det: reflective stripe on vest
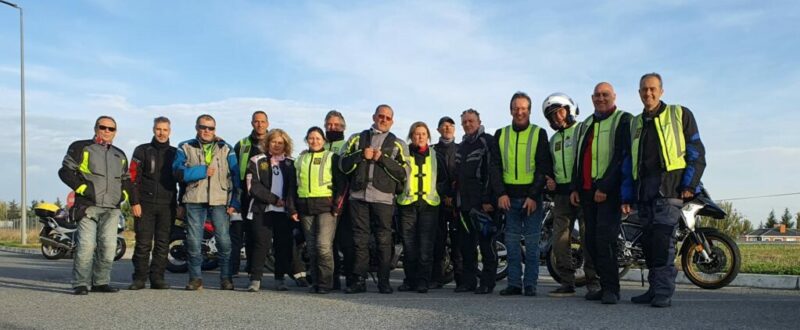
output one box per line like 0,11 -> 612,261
498,125 -> 540,184
397,148 -> 440,206
238,137 -> 251,180
324,140 -> 346,155
630,104 -> 686,180
296,150 -> 334,198
578,110 -> 625,180
549,123 -> 581,184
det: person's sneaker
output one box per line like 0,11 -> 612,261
91,284 -> 119,293
548,285 -> 575,297
631,291 -> 655,304
185,278 -> 203,291
274,279 -> 289,291
397,283 -> 415,292
73,286 -> 89,295
601,291 -> 619,304
524,286 -> 536,297
150,280 -> 170,290
294,276 -> 310,287
650,295 -> 672,308
247,280 -> 261,292
220,279 -> 234,290
128,280 -> 146,290
499,286 -> 522,296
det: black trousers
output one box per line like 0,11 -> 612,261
250,211 -> 294,281
459,209 -> 497,289
132,203 -> 174,282
230,220 -> 253,275
580,190 -> 622,295
432,205 -> 462,286
349,199 -> 394,286
333,202 -> 355,285
399,202 -> 439,287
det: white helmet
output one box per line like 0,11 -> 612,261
542,92 -> 579,129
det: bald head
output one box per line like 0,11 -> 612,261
591,82 -> 617,115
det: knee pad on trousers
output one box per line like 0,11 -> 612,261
649,225 -> 675,268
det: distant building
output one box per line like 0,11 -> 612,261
743,224 -> 800,242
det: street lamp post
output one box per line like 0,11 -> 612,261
1,0 -> 27,245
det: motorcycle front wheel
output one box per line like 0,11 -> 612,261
681,231 -> 741,289
545,239 -> 630,287
478,240 -> 508,281
40,232 -> 67,260
114,237 -> 126,261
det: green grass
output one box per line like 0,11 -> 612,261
739,243 -> 800,275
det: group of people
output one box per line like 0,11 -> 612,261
58,72 -> 705,308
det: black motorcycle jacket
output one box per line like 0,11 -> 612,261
130,138 -> 179,206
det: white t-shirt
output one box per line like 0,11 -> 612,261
264,164 -> 285,213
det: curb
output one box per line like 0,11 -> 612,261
0,245 -> 40,255
619,268 -> 800,290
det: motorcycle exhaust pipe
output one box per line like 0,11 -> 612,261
39,236 -> 71,250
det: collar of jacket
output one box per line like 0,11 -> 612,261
462,125 -> 486,143
643,101 -> 667,120
593,106 -> 618,121
93,136 -> 112,148
150,137 -> 171,149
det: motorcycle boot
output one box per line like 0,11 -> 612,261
585,289 -> 603,301
185,278 -> 203,291
601,290 -> 619,304
73,286 -> 89,295
345,279 -> 366,294
220,278 -> 234,290
631,289 -> 655,304
499,286 -> 522,296
150,280 -> 170,290
650,295 -> 671,308
91,285 -> 120,293
128,280 -> 146,290
548,284 -> 575,297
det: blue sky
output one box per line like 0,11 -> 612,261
0,0 -> 798,224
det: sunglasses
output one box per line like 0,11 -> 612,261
196,124 -> 216,131
96,125 -> 117,132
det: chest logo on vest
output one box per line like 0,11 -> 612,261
634,127 -> 642,139
554,141 -> 563,152
564,137 -> 573,148
313,158 -> 322,165
259,162 -> 269,171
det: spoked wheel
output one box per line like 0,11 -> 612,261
681,231 -> 741,289
478,240 -> 508,281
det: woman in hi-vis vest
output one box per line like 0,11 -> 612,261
295,127 -> 346,294
245,129 -> 297,292
396,122 -> 448,293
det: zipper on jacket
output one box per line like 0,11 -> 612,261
514,131 -> 519,180
308,153 -> 314,195
560,132 -> 567,183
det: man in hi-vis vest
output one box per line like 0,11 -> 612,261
570,82 -> 632,304
622,73 -> 706,308
490,92 -> 552,297
541,93 -> 599,298
231,110 -> 269,277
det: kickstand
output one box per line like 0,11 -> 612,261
640,269 -> 645,287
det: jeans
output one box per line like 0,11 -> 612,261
185,204 -> 231,280
131,203 -> 174,282
399,202 -> 439,287
300,212 -> 339,289
504,197 -> 544,289
73,206 -> 121,288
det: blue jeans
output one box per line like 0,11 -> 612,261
504,198 -> 544,289
185,204 -> 232,280
73,206 -> 121,288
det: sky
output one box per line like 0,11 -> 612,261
0,0 -> 798,225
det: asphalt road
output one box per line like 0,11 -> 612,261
0,250 -> 798,330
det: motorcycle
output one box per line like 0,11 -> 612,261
548,189 -> 741,289
36,203 -> 126,261
166,217 -> 220,273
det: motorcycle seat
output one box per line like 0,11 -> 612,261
54,214 -> 77,230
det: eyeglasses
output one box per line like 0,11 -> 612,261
376,114 -> 393,121
196,124 -> 216,131
97,125 -> 117,132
